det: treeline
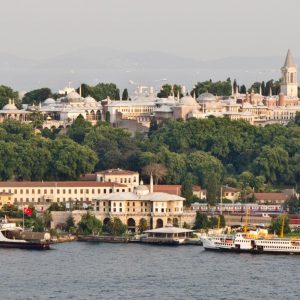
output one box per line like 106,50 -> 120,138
1,114 -> 300,205
66,115 -> 300,203
0,120 -> 97,180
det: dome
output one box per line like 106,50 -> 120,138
43,98 -> 56,105
66,91 -> 82,103
243,102 -> 253,108
135,181 -> 149,196
179,96 -> 198,106
197,92 -> 216,102
84,96 -> 97,104
2,100 -> 17,110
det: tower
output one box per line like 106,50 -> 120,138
280,49 -> 298,98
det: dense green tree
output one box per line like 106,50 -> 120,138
191,79 -> 231,97
186,151 -> 223,205
77,213 -> 102,235
295,112 -> 300,126
22,88 -> 52,105
284,195 -> 300,214
193,213 -> 210,230
157,84 -> 182,98
79,83 -> 120,101
148,117 -> 158,136
50,137 -> 97,180
138,218 -> 148,233
67,115 -> 93,144
181,173 -> 194,206
0,85 -> 19,109
103,218 -> 127,235
240,85 -> 247,94
269,215 -> 291,235
29,110 -> 44,129
122,88 -> 129,100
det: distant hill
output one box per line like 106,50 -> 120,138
0,47 -> 295,92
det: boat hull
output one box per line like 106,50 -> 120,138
0,241 -> 50,250
203,246 -> 300,255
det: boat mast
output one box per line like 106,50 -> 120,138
280,214 -> 285,238
244,208 -> 248,233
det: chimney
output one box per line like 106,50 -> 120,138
150,173 -> 154,193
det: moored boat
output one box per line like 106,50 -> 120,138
0,220 -> 51,250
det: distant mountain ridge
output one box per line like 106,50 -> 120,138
0,48 -> 296,91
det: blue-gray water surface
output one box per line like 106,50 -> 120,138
1,242 -> 299,300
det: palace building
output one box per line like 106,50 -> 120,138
93,179 -> 196,231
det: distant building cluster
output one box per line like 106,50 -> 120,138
0,50 -> 299,130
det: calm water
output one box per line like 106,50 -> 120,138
1,242 -> 299,300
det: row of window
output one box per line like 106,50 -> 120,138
0,188 -> 126,195
15,198 -> 91,203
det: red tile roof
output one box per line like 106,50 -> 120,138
97,169 -> 138,176
254,192 -> 289,202
0,181 -> 127,188
145,185 -> 204,195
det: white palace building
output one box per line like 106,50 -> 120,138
0,50 -> 298,129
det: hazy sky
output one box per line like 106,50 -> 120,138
1,0 -> 299,60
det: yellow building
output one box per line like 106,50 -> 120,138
0,192 -> 13,209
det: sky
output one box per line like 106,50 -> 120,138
1,0 -> 299,60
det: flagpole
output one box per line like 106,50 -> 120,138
23,204 -> 25,230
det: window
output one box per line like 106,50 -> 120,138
98,189 -> 101,194
57,190 -> 60,194
80,189 -> 83,194
32,189 -> 35,194
104,189 -> 107,194
74,189 -> 77,194
63,189 -> 66,194
14,189 -> 17,194
20,189 -> 23,194
119,203 -> 122,207
69,189 -> 71,194
92,189 -> 95,194
44,189 -> 47,194
50,189 -> 54,194
133,202 -> 135,206
119,208 -> 122,212
86,189 -> 89,194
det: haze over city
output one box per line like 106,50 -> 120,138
1,0 -> 300,90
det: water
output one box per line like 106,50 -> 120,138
1,242 -> 299,300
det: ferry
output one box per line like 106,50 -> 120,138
0,219 -> 51,250
201,215 -> 300,254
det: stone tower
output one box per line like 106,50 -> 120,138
280,49 -> 298,98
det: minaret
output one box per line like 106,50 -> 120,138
259,84 -> 262,96
280,49 -> 298,98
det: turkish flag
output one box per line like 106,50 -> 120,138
24,208 -> 33,216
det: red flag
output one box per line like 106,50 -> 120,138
24,208 -> 33,216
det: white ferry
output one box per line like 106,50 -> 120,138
202,230 -> 300,254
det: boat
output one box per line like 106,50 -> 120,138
0,219 -> 51,250
201,215 -> 300,254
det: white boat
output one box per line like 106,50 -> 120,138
0,219 -> 51,250
202,230 -> 300,254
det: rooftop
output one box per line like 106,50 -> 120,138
145,226 -> 194,234
0,181 -> 127,188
